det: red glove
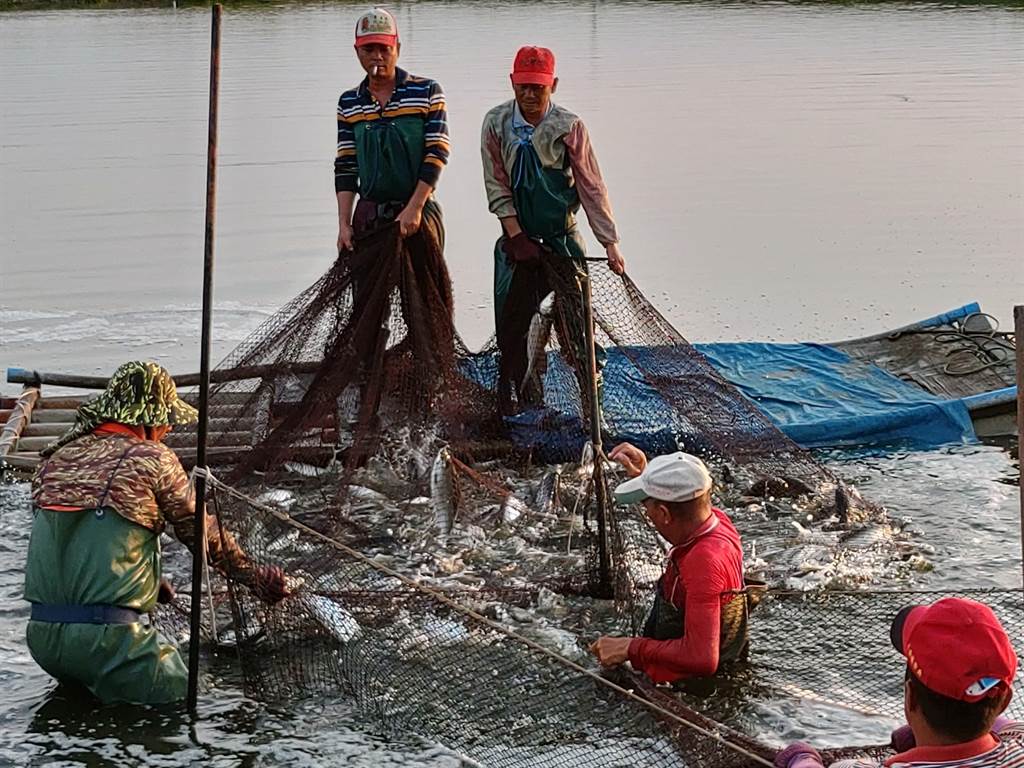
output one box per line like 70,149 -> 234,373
775,742 -> 823,768
157,578 -> 176,605
252,565 -> 290,604
503,232 -> 544,264
890,725 -> 915,753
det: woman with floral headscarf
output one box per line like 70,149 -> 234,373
24,361 -> 289,704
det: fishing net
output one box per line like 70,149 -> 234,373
180,473 -> 1023,768
159,233 -> 977,766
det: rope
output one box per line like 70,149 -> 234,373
197,467 -> 776,768
886,312 -> 1016,377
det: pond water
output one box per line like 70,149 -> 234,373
0,2 -> 1021,765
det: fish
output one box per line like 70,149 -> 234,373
534,467 -> 563,517
421,615 -> 471,646
264,527 -> 301,554
522,292 -> 555,393
500,494 -> 530,524
430,446 -> 459,535
747,475 -> 814,499
256,488 -> 296,509
839,523 -> 889,550
292,592 -> 361,643
346,485 -> 389,503
398,612 -> 472,651
284,461 -> 324,478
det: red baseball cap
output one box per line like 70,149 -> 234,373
354,8 -> 398,48
891,597 -> 1017,702
511,46 -> 556,86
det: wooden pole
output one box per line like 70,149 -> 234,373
187,3 -> 221,714
0,386 -> 40,459
7,361 -> 326,391
580,273 -> 612,596
1015,305 -> 1023,590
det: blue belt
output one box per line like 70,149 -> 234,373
30,603 -> 143,625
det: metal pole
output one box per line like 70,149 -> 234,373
580,273 -> 612,596
1015,305 -> 1023,590
187,3 -> 221,713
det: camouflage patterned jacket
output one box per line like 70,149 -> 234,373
32,431 -> 255,584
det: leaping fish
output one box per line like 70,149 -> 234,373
534,467 -> 563,517
430,446 -> 459,535
522,292 -> 556,393
500,493 -> 530,524
292,592 -> 361,643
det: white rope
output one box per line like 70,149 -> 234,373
201,469 -> 775,768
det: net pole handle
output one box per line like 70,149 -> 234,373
1014,305 -> 1023,591
580,273 -> 612,595
187,3 -> 221,715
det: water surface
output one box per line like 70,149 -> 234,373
0,2 -> 1021,765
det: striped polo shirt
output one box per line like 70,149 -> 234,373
335,67 -> 449,198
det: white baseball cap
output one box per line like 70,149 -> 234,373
613,452 -> 712,506
354,8 -> 398,47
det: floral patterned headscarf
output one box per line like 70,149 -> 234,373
41,361 -> 198,456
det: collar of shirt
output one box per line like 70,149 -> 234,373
666,511 -> 722,561
357,66 -> 409,103
885,733 -> 1000,767
512,100 -> 554,138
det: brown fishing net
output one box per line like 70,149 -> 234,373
160,236 -> 1000,767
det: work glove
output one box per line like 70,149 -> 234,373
890,725 -> 915,752
503,232 -> 544,264
252,565 -> 291,604
774,742 -> 824,768
157,578 -> 176,605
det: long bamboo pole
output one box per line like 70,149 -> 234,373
6,361 -> 325,391
1015,305 -> 1023,590
187,3 -> 222,714
580,273 -> 612,596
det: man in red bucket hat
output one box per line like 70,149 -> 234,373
481,45 -> 626,416
776,597 -> 1023,768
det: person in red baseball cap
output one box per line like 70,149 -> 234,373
776,597 -> 1023,768
481,45 -> 627,415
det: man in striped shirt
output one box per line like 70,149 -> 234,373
776,597 -> 1023,768
335,8 -> 449,252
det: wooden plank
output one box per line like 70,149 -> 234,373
29,409 -> 78,423
0,452 -> 41,472
0,387 -> 40,458
23,423 -> 68,438
13,435 -> 58,452
36,397 -> 89,410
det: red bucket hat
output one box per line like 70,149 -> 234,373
511,46 -> 555,86
891,597 -> 1017,702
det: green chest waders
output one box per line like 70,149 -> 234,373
493,133 -> 604,416
24,445 -> 188,704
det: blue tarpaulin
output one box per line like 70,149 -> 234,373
461,339 -> 978,457
696,342 -> 976,448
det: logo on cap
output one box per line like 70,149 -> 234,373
354,8 -> 398,45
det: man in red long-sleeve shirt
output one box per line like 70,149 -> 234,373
590,444 -> 748,683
